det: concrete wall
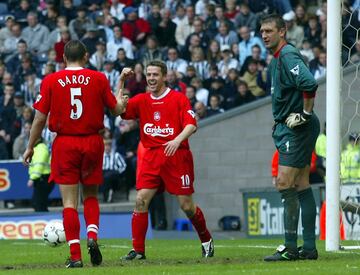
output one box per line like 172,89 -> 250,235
166,65 -> 358,231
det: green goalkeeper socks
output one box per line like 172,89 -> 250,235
280,188 -> 300,250
298,187 -> 316,250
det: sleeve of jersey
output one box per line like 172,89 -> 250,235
33,75 -> 51,115
181,96 -> 197,128
102,75 -> 117,110
282,52 -> 318,94
121,95 -> 140,120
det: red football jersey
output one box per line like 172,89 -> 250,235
122,88 -> 197,149
34,67 -> 117,135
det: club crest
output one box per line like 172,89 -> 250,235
154,111 -> 161,121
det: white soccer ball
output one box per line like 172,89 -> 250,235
42,221 -> 66,247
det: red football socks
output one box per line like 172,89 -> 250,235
190,206 -> 212,243
63,207 -> 81,261
132,212 -> 148,253
84,197 -> 99,240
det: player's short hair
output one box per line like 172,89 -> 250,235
260,13 -> 286,31
147,60 -> 167,76
64,40 -> 87,62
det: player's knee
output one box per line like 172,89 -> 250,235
179,201 -> 195,217
276,173 -> 294,190
135,196 -> 147,212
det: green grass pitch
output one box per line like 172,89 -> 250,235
0,239 -> 359,274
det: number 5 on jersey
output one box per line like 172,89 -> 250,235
70,87 -> 83,120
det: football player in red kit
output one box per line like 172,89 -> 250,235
119,61 -> 214,260
23,40 -> 128,268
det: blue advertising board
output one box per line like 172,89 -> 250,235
0,160 -> 61,200
0,212 -> 152,240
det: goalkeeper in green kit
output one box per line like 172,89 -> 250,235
260,14 -> 320,261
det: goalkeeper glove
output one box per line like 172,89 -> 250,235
285,111 -> 312,129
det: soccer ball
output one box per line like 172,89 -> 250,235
42,221 -> 66,247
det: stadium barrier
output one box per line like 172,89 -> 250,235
0,160 -> 61,200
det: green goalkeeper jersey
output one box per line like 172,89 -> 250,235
269,44 -> 318,123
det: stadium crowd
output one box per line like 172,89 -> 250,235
0,0 -> 359,205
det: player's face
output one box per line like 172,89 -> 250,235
260,21 -> 285,52
146,66 -> 166,94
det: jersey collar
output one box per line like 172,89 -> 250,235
65,67 -> 84,70
150,87 -> 171,100
273,42 -> 287,58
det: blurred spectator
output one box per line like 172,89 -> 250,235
166,69 -> 186,94
207,94 -> 224,117
2,23 -> 22,58
0,15 -> 15,55
13,0 -> 33,28
54,27 -> 71,63
138,0 -> 152,20
147,4 -> 161,33
47,16 -> 68,50
182,65 -> 197,86
175,5 -> 195,48
309,45 -> 325,74
224,0 -> 239,22
206,5 -> 235,39
155,8 -> 177,48
12,119 -> 31,160
41,62 -> 56,78
283,11 -> 304,49
114,48 -> 135,73
215,20 -> 239,47
42,5 -> 59,32
208,78 -> 226,107
102,138 -> 127,202
194,101 -> 207,120
217,44 -> 240,79
191,76 -> 209,106
121,6 -> 151,48
189,47 -> 210,80
165,47 -> 188,77
140,35 -> 163,68
22,12 -> 50,55
20,72 -> 41,107
13,91 -> 26,121
0,120 -> 10,159
94,4 -> 119,43
195,0 -> 216,20
185,18 -> 210,50
203,64 -> 224,90
231,42 -> 239,61
240,44 -> 266,76
340,132 -> 360,183
206,39 -> 221,65
185,85 -> 199,108
223,68 -> 239,108
294,4 -> 308,27
234,3 -> 257,32
304,15 -> 321,47
68,5 -> 94,40
102,60 -> 119,92
350,39 -> 360,64
27,136 -> 53,212
313,50 -> 326,80
125,62 -> 147,96
89,40 -> 109,71
171,4 -> 186,26
110,0 -> 125,22
232,80 -> 256,108
241,59 -> 266,98
238,26 -> 266,67
81,24 -> 105,56
181,33 -> 202,61
83,0 -> 103,13
300,40 -> 315,64
107,25 -> 134,61
59,0 -> 77,23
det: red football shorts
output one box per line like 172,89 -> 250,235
137,147 -> 195,195
49,134 -> 104,185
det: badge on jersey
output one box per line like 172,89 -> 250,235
154,111 -> 161,121
290,65 -> 299,76
35,94 -> 42,103
187,110 -> 196,118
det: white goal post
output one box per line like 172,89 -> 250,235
325,0 -> 341,251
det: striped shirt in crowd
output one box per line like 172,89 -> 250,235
103,151 -> 127,174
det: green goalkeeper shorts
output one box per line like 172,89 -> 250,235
273,113 -> 320,168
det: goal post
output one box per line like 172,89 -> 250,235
325,0 -> 341,251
